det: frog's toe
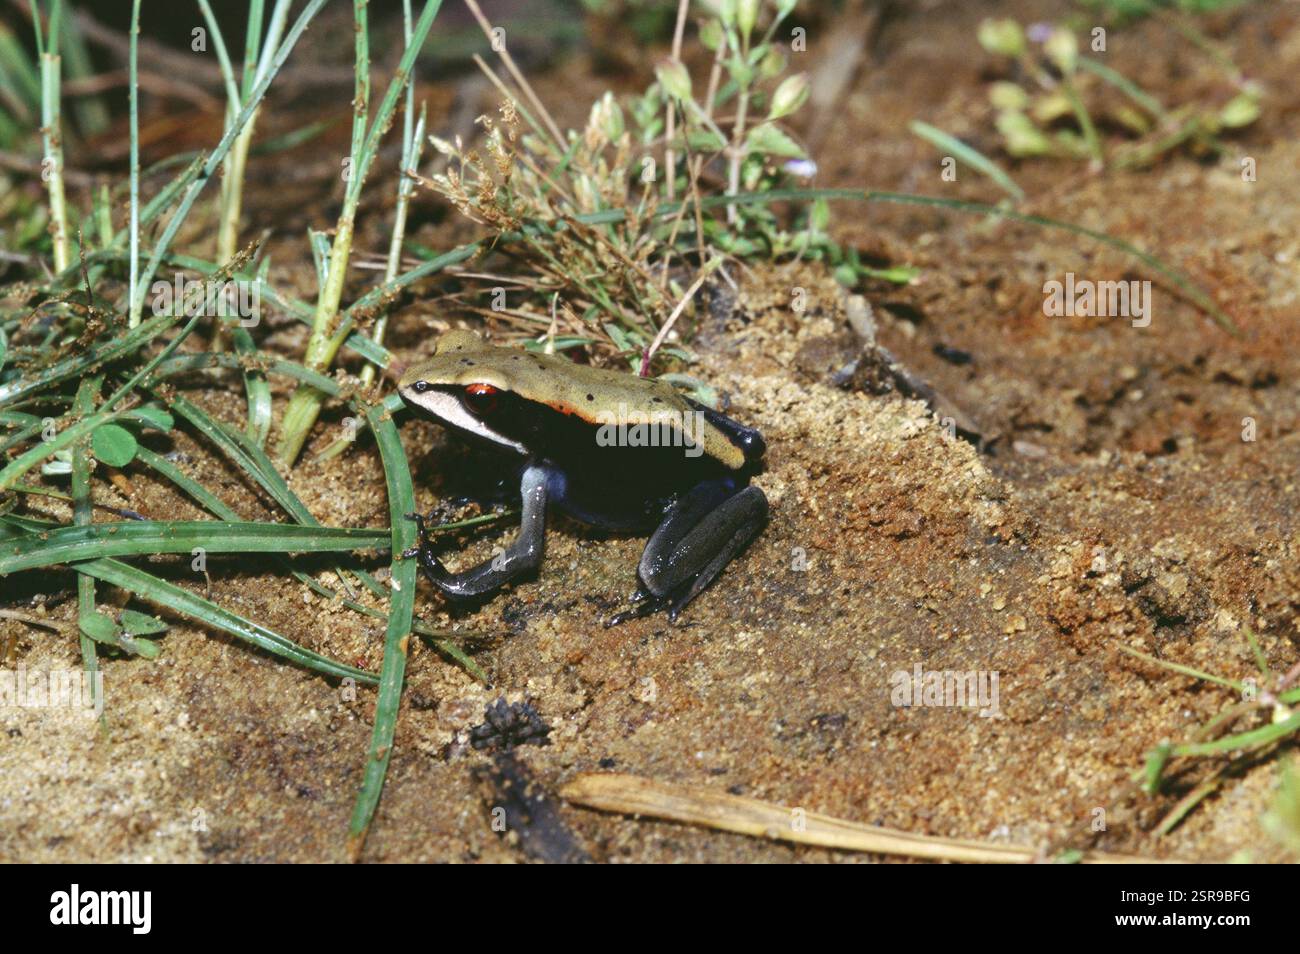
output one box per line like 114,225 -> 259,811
605,587 -> 673,627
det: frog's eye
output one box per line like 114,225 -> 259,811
411,380 -> 431,393
462,383 -> 499,415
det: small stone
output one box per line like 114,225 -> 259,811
1013,440 -> 1048,458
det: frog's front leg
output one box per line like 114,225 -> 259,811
406,464 -> 551,600
609,478 -> 768,626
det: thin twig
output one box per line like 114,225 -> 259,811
640,261 -> 716,376
0,609 -> 66,634
562,773 -> 1178,864
663,0 -> 689,203
462,0 -> 566,153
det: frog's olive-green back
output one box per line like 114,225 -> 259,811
399,330 -> 748,470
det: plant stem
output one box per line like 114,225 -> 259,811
366,108 -> 423,368
205,0 -> 290,350
276,0 -> 444,465
725,24 -> 750,226
72,376 -> 104,718
663,0 -> 689,203
36,0 -> 70,272
463,0 -> 565,154
276,213 -> 356,462
127,0 -> 140,325
1061,78 -> 1103,168
360,0 -> 422,389
286,0 -> 370,404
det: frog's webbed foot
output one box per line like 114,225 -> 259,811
402,510 -> 454,581
404,465 -> 551,601
606,479 -> 768,627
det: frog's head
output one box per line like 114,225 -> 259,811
398,330 -> 528,454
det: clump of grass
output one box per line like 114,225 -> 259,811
1,0 -> 492,859
1041,628 -> 1298,858
200,0 -> 292,354
1118,631 -> 1300,839
415,0 -> 903,375
275,0 -> 444,465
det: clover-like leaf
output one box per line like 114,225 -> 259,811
91,423 -> 139,467
79,610 -> 119,644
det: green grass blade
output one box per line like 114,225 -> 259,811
128,0 -> 141,323
908,120 -> 1025,201
347,399 -> 420,859
859,191 -> 1229,327
196,0 -> 242,110
229,326 -> 274,447
71,376 -> 104,715
1174,710 -> 1300,758
0,521 -> 390,574
165,395 -> 323,527
0,406 -> 127,492
1078,56 -> 1166,119
162,393 -> 388,601
1118,644 -> 1242,692
77,557 -> 377,684
1,415 -> 45,455
150,351 -> 341,395
1243,627 -> 1271,680
133,443 -> 487,681
0,312 -> 174,408
130,0 -> 330,319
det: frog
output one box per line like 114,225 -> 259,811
397,329 -> 768,625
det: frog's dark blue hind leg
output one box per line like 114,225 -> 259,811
608,479 -> 768,626
404,464 -> 552,599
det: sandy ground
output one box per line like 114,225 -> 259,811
3,0 -> 1300,862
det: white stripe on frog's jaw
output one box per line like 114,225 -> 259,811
400,383 -> 527,455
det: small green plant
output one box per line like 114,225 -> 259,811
200,0 -> 292,356
417,0 -> 912,378
1120,631 -> 1300,835
975,18 -> 1260,171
